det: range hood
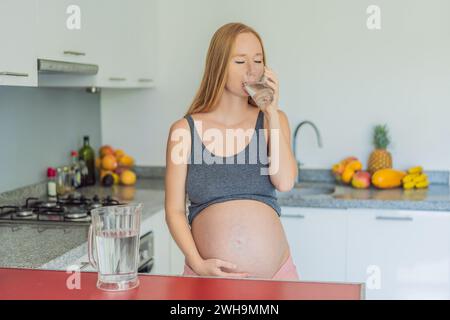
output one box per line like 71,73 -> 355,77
38,59 -> 99,75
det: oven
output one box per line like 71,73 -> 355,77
138,231 -> 154,273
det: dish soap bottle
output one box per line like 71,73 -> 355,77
78,136 -> 96,186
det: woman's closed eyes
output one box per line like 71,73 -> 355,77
235,60 -> 263,64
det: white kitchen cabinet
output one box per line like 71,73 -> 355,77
92,0 -> 157,88
38,0 -> 157,88
144,209 -> 171,276
141,208 -> 186,276
2,0 -> 156,88
0,0 -> 38,87
280,207 -> 348,283
128,0 -> 157,88
36,0 -> 97,64
36,0 -> 102,87
346,209 -> 450,299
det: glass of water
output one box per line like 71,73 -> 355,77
88,203 -> 143,291
243,74 -> 274,109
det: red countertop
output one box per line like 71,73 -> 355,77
0,268 -> 364,300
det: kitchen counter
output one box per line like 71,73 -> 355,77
0,223 -> 88,269
278,181 -> 450,211
2,174 -> 450,270
0,179 -> 165,269
0,268 -> 364,300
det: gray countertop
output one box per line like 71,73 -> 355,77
2,175 -> 450,270
277,181 -> 450,211
0,179 -> 165,269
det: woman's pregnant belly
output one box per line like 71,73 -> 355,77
191,199 -> 290,278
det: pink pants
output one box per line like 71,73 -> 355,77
182,254 -> 300,281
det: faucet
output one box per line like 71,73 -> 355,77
292,121 -> 323,168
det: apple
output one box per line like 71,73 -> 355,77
332,163 -> 345,176
351,171 -> 371,189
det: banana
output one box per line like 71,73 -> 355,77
416,180 -> 429,189
408,166 -> 423,175
402,174 -> 418,184
402,169 -> 429,190
413,174 -> 427,183
403,182 -> 416,190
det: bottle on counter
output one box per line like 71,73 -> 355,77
47,167 -> 57,201
56,167 -> 66,196
63,166 -> 74,194
70,150 -> 82,189
79,159 -> 89,187
78,135 -> 96,186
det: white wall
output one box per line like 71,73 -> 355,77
0,87 -> 101,193
101,0 -> 450,171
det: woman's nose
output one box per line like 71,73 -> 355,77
247,62 -> 263,78
246,67 -> 258,81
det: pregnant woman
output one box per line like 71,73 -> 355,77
165,23 -> 299,280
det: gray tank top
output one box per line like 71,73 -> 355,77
184,110 -> 281,226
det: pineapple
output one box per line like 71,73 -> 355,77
368,124 -> 393,175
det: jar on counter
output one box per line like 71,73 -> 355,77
47,167 -> 57,200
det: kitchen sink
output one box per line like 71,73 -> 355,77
294,184 -> 335,195
277,183 -> 336,199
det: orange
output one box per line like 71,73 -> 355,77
118,155 -> 134,168
101,154 -> 118,171
120,170 -> 137,186
114,149 -> 126,160
99,145 -> 114,158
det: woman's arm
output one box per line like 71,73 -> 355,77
265,109 -> 298,192
165,119 -> 204,269
262,66 -> 298,192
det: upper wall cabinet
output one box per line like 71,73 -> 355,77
37,0 -> 97,64
0,0 -> 38,87
36,0 -> 156,88
36,0 -> 100,87
129,0 -> 157,88
92,0 -> 157,88
0,0 -> 156,88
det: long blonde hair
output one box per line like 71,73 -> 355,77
185,23 -> 267,116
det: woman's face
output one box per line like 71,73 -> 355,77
226,32 -> 265,98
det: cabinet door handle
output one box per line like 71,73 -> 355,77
63,50 -> 86,56
375,216 -> 413,222
0,71 -> 29,77
280,214 -> 305,219
138,78 -> 153,83
109,77 -> 127,81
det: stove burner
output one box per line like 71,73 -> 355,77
65,208 -> 88,220
103,195 -> 121,206
40,201 -> 58,208
90,202 -> 103,209
0,193 -> 122,224
16,209 -> 34,217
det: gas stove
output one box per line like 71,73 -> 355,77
0,193 -> 124,225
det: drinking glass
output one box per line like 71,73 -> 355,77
243,75 -> 274,109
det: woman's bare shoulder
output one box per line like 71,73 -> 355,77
169,116 -> 190,133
